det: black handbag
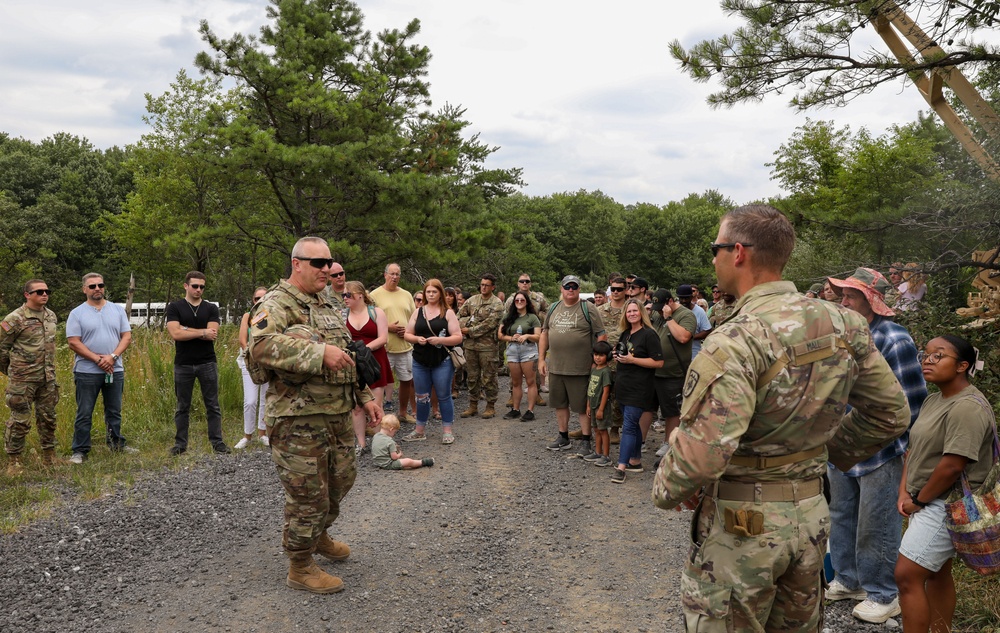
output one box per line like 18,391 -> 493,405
347,340 -> 381,390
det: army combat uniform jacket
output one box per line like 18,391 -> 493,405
250,280 -> 372,418
0,305 -> 58,382
458,294 -> 504,352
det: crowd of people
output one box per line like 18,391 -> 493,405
0,221 -> 994,632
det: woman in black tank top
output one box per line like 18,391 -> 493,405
402,279 -> 464,444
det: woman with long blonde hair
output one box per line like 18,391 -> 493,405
898,263 -> 926,311
343,280 -> 393,454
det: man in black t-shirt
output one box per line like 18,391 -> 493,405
166,271 -> 228,455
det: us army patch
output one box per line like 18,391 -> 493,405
0,321 -> 10,333
251,310 -> 268,329
683,369 -> 700,397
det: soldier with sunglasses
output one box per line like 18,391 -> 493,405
1,279 -> 59,474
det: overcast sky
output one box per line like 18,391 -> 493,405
3,0 -> 930,206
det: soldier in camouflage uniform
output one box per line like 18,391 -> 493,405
458,273 -> 505,418
1,279 -> 59,475
707,290 -> 735,329
250,237 -> 381,595
652,205 -> 910,632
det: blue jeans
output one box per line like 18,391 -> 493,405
828,456 -> 904,603
413,357 -> 455,427
71,371 -> 126,454
173,362 -> 223,450
618,405 -> 643,467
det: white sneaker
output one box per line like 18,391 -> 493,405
826,579 -> 866,602
234,437 -> 250,450
258,435 -> 270,447
69,453 -> 85,464
655,443 -> 670,457
852,598 -> 900,623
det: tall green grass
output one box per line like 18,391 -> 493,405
0,325 -> 261,532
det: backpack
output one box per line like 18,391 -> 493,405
546,300 -> 591,325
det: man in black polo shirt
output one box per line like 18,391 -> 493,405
166,271 -> 228,455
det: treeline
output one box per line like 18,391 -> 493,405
2,0 -> 1000,322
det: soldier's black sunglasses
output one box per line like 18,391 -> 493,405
710,242 -> 753,257
29,289 -> 51,295
294,257 -> 336,269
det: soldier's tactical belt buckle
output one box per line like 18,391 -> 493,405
728,445 -> 825,469
710,477 -> 823,504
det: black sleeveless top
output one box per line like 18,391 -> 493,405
412,308 -> 450,367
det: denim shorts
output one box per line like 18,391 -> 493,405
899,498 -> 954,572
506,342 -> 538,364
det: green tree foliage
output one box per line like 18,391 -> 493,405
670,0 -> 1000,110
193,0 -> 521,281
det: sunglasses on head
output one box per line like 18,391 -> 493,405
189,284 -> 205,290
29,288 -> 51,296
295,257 -> 336,269
87,283 -> 105,290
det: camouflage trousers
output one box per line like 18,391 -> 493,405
5,380 -> 59,455
270,412 -> 356,554
466,348 -> 499,404
682,491 -> 828,632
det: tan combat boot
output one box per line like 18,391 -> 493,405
568,429 -> 583,439
286,551 -> 344,594
535,394 -> 547,407
482,402 -> 496,419
315,533 -> 351,561
460,402 -> 478,418
610,427 -> 621,445
42,449 -> 65,467
5,455 -> 24,476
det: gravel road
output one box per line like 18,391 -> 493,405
0,378 -> 897,632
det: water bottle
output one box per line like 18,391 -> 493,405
436,328 -> 446,348
516,325 -> 523,342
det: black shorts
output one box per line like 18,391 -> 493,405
653,376 -> 684,418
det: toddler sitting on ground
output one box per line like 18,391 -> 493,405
371,415 -> 435,470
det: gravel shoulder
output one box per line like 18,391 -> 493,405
0,377 -> 893,632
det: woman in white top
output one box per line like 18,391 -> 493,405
235,287 -> 269,449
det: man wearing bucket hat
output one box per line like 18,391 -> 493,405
826,267 -> 927,624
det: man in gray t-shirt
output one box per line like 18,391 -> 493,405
65,273 -> 133,463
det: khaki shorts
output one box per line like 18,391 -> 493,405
549,374 -> 589,414
387,351 -> 413,382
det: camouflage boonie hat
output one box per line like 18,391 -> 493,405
828,267 -> 895,317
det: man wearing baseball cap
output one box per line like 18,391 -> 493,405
826,267 -> 927,624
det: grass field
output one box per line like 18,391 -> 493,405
0,326 -> 997,629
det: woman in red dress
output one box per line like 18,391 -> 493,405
344,280 -> 393,454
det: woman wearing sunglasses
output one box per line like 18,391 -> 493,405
343,281 -> 393,454
235,287 -> 269,449
895,335 -> 995,632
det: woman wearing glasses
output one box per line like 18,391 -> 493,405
895,335 -> 995,633
235,287 -> 269,449
343,281 -> 393,454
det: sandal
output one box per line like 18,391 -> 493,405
433,411 -> 442,420
401,431 -> 426,442
441,432 -> 455,445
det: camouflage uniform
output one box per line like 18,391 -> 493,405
0,305 -> 59,455
708,299 -> 735,329
250,280 -> 373,555
651,281 -> 909,632
458,294 -> 505,404
597,301 -> 626,428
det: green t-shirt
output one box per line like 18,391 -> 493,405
587,365 -> 613,412
905,385 -> 996,497
371,432 -> 398,469
504,313 -> 541,337
543,301 -> 605,376
652,305 -> 697,378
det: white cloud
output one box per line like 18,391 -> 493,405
0,0 -> 938,205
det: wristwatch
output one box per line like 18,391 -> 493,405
111,354 -> 120,362
910,489 -> 928,508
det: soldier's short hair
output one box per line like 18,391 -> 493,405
721,205 -> 795,272
291,237 -> 328,259
82,272 -> 103,285
185,271 -> 206,284
481,273 -> 497,285
23,279 -> 45,294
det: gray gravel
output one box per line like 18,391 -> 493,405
1,379 -> 899,632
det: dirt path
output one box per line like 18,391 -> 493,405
0,377 -> 878,632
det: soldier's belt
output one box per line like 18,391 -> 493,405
709,477 -> 823,503
727,445 -> 824,469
